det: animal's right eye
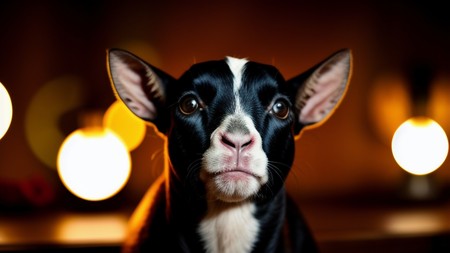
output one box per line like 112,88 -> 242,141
179,96 -> 199,115
270,99 -> 290,120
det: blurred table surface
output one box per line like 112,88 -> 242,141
1,198 -> 450,253
301,197 -> 450,253
0,206 -> 129,252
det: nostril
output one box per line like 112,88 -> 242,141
221,136 -> 236,148
220,133 -> 253,150
242,139 -> 252,148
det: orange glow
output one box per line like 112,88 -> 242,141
0,230 -> 9,244
104,100 -> 147,151
370,73 -> 411,145
57,128 -> 131,201
429,76 -> 450,129
123,175 -> 165,247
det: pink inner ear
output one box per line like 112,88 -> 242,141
298,60 -> 348,125
111,58 -> 158,120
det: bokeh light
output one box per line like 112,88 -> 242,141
25,76 -> 85,169
55,213 -> 128,243
57,128 -> 131,201
392,117 -> 448,175
0,82 -> 13,140
370,73 -> 411,145
118,40 -> 161,67
103,100 -> 146,151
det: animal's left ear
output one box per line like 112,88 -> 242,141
288,49 -> 352,134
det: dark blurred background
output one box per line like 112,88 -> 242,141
0,0 -> 450,252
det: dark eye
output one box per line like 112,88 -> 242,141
271,100 -> 290,119
179,96 -> 199,115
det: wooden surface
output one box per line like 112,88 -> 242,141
302,198 -> 450,253
0,208 -> 128,252
1,198 -> 450,252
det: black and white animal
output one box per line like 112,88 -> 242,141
106,48 -> 352,253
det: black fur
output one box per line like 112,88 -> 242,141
107,49 -> 351,253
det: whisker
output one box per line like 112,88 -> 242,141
185,157 -> 203,181
264,161 -> 290,198
267,162 -> 284,183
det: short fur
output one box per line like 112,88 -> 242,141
106,48 -> 352,253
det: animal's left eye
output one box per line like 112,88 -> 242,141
271,100 -> 290,119
179,96 -> 200,115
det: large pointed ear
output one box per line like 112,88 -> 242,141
107,48 -> 176,133
289,49 -> 352,134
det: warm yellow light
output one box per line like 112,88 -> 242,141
57,128 -> 131,201
392,117 -> 449,175
104,100 -> 146,151
55,213 -> 128,243
0,82 -> 13,140
384,211 -> 444,234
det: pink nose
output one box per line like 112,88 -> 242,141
220,132 -> 253,151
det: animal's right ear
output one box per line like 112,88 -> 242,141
107,48 -> 175,133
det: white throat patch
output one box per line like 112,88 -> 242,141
198,202 -> 259,253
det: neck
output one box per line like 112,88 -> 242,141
199,199 -> 259,253
166,161 -> 287,253
198,189 -> 287,253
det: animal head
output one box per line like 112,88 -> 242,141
107,49 -> 351,203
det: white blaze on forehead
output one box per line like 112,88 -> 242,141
226,57 -> 248,92
226,56 -> 248,113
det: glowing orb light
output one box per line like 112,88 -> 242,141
0,82 -> 13,140
57,128 -> 131,201
392,117 -> 448,176
103,100 -> 146,151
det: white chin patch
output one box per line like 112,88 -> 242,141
208,173 -> 261,202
